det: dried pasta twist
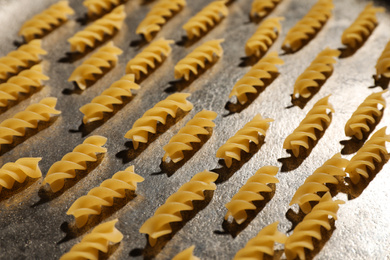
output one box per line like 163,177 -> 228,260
345,127 -> 390,184
136,0 -> 186,42
67,166 -> 144,227
229,52 -> 284,105
234,222 -> 287,260
290,153 -> 348,214
0,40 -> 47,81
216,114 -> 273,168
250,0 -> 283,19
174,39 -> 224,81
43,135 -> 107,193
163,110 -> 217,163
139,170 -> 218,246
0,157 -> 42,193
68,5 -> 126,53
68,41 -> 123,90
341,3 -> 384,49
283,95 -> 334,157
124,93 -> 193,149
18,1 -> 74,42
282,0 -> 334,52
0,97 -> 61,150
293,48 -> 340,99
284,192 -> 344,260
225,166 -> 279,224
83,0 -> 123,17
173,246 -> 200,260
126,38 -> 174,80
344,90 -> 387,140
60,219 -> 123,260
182,0 -> 228,40
375,40 -> 390,79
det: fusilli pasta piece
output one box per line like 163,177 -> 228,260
67,5 -> 125,53
182,0 -> 228,40
18,1 -> 74,42
136,0 -> 186,42
60,219 -> 123,260
67,165 -> 144,227
225,166 -> 279,224
284,192 -> 344,260
68,41 -> 123,90
283,95 -> 334,157
375,40 -> 390,79
43,135 -> 107,193
250,0 -> 282,19
83,0 -> 123,17
124,93 -> 193,149
125,38 -> 174,80
0,157 -> 42,193
163,110 -> 217,163
344,90 -> 386,140
174,39 -> 224,81
234,221 -> 287,260
229,51 -> 284,105
282,0 -> 334,52
290,153 -> 348,214
173,246 -> 200,260
216,114 -> 273,168
139,170 -> 218,246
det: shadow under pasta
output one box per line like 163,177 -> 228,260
0,85 -> 44,115
372,75 -> 390,90
0,177 -> 41,203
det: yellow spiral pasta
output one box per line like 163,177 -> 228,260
375,40 -> 390,79
139,170 -> 218,246
341,3 -> 384,49
290,153 -> 348,214
0,40 -> 47,81
42,135 -> 107,193
68,41 -> 123,90
216,114 -> 273,168
344,90 -> 386,140
182,0 -> 228,40
83,0 -> 123,17
225,166 -> 279,224
245,17 -> 284,57
282,0 -> 334,52
229,52 -> 284,105
345,127 -> 390,184
60,219 -> 123,260
163,109 -> 217,163
125,38 -> 174,80
284,192 -> 344,260
173,246 -> 200,260
0,157 -> 42,193
18,1 -> 74,42
68,5 -> 126,53
67,165 -> 144,228
283,95 -> 334,157
0,97 -> 61,151
234,221 -> 287,260
124,93 -> 193,149
250,0 -> 283,19
174,39 -> 224,81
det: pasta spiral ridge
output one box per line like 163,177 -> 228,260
68,5 -> 126,53
68,41 -> 123,90
163,110 -> 217,163
174,39 -> 224,81
43,135 -> 107,193
229,51 -> 284,105
139,170 -> 218,246
83,0 -> 123,17
136,0 -> 186,42
282,0 -> 334,52
182,1 -> 228,40
124,93 -> 193,149
19,1 -> 74,42
284,192 -> 344,260
225,166 -> 279,224
173,246 -> 200,260
67,165 -> 144,228
290,153 -> 349,214
250,0 -> 283,19
283,95 -> 334,157
126,38 -> 174,80
344,90 -> 387,140
60,219 -> 123,260
375,40 -> 390,79
216,114 -> 273,168
0,157 -> 42,193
